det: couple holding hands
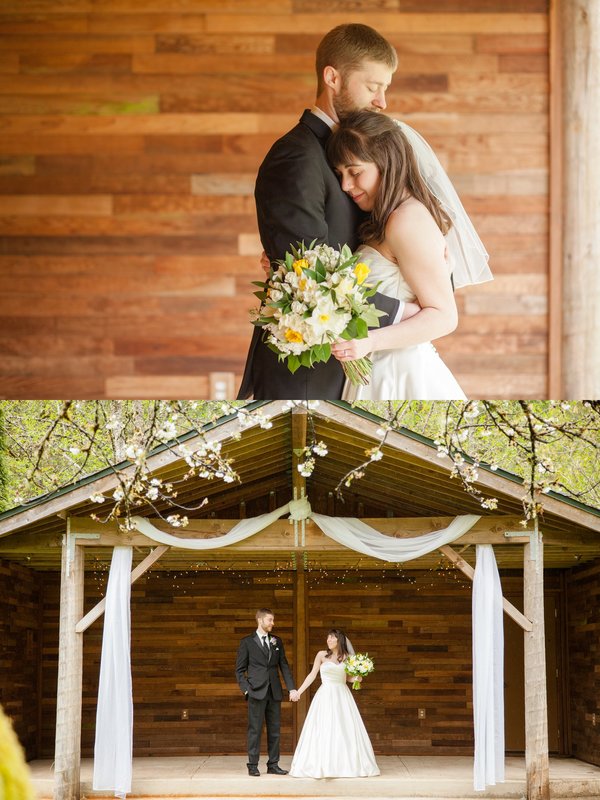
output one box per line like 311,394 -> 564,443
235,608 -> 378,779
238,23 -> 491,401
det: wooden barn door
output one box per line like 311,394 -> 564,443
504,590 -> 563,753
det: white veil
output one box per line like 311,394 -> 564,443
344,634 -> 356,655
394,119 -> 493,290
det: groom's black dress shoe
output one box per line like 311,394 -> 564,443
267,765 -> 288,775
248,766 -> 260,776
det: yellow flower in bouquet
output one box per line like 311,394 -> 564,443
250,240 -> 387,386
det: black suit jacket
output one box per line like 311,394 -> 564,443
235,633 -> 295,701
237,110 -> 400,400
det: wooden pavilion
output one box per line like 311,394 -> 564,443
0,401 -> 599,800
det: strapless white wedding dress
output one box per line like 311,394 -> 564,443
289,660 -> 379,778
342,245 -> 467,401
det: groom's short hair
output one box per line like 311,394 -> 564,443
316,24 -> 398,94
256,607 -> 273,621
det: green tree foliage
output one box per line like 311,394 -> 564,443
1,400 -> 598,527
0,405 -> 8,513
348,400 -> 600,519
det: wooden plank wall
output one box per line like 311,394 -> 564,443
566,559 -> 600,767
30,565 -> 564,758
0,559 -> 42,760
0,2 -> 550,399
40,569 -> 296,757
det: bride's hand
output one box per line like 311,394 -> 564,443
331,336 -> 372,362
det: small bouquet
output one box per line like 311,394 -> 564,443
250,240 -> 386,386
344,653 -> 374,690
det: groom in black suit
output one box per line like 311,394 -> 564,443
237,24 -> 402,400
235,608 -> 297,776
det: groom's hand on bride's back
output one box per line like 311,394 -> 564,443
260,250 -> 271,277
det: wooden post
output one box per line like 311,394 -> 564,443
562,0 -> 600,396
523,528 -> 550,800
54,528 -> 85,800
293,557 -> 309,743
290,406 -> 309,740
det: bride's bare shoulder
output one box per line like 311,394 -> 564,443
386,197 -> 444,250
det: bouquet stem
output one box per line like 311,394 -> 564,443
352,679 -> 362,690
342,357 -> 373,387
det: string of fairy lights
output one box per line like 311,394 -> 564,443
89,550 -> 473,597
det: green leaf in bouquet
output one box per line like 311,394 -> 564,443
308,238 -> 318,250
355,317 -> 368,339
313,342 -> 331,363
299,349 -> 314,368
303,268 -> 317,280
285,252 -> 295,268
361,307 -> 385,328
287,354 -> 301,373
340,243 -> 353,260
253,291 -> 267,301
251,280 -> 267,288
315,260 -> 327,283
338,255 -> 359,271
344,318 -> 360,339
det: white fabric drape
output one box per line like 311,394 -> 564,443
311,513 -> 480,561
472,544 -> 505,791
131,502 -> 298,549
93,546 -> 133,799
94,509 -> 506,796
131,505 -> 480,560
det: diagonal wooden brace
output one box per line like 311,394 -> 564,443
75,545 -> 169,633
440,544 -> 533,632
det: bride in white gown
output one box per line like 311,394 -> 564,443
289,629 -> 379,779
325,110 -> 491,401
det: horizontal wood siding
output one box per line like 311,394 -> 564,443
0,2 -> 550,398
0,559 -> 42,760
566,559 -> 600,767
34,565 -> 562,758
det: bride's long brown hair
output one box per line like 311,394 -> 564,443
326,110 -> 452,244
326,629 -> 351,663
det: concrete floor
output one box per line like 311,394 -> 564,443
28,755 -> 600,799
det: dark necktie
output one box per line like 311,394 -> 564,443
262,636 -> 269,656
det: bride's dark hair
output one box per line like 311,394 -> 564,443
326,110 -> 452,244
326,628 -> 351,663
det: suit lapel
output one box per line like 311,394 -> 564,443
254,633 -> 270,663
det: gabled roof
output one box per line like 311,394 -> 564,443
0,401 -> 598,571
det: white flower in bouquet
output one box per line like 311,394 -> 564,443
250,240 -> 387,385
344,653 -> 375,690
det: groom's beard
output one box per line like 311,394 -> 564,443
333,86 -> 380,118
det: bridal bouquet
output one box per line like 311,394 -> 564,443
344,653 -> 374,690
250,241 -> 386,386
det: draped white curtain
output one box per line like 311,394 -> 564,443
311,513 -> 480,561
93,546 -> 133,799
472,544 -> 505,790
93,507 -> 503,795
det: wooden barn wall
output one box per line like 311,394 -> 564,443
566,559 -> 600,767
39,568 -> 296,757
35,566 -> 563,759
0,559 -> 42,761
0,2 -> 549,399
